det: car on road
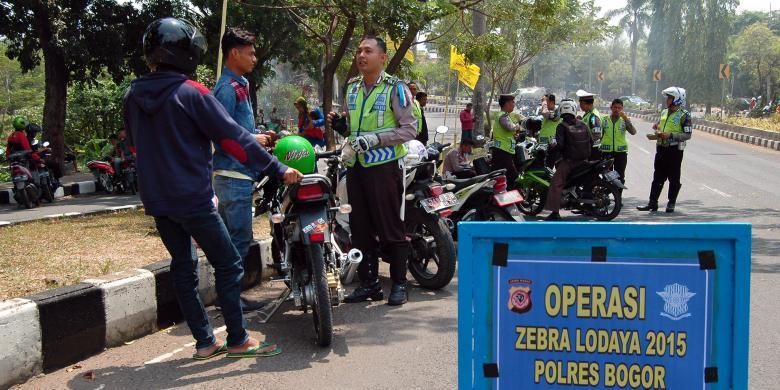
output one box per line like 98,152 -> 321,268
619,95 -> 653,110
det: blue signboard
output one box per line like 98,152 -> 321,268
458,223 -> 751,390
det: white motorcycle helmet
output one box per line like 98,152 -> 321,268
404,139 -> 428,163
662,86 -> 686,107
559,99 -> 577,117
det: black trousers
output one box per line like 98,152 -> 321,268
347,161 -> 410,284
603,152 -> 628,184
648,146 -> 684,204
491,148 -> 519,186
545,159 -> 585,212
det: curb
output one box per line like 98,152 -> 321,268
627,111 -> 780,152
0,204 -> 143,228
0,180 -> 98,205
0,238 -> 273,388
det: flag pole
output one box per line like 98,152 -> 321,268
215,0 -> 229,80
454,78 -> 461,145
444,70 -> 452,127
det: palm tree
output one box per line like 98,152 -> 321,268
606,0 -> 652,95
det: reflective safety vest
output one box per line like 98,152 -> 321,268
346,74 -> 408,167
412,100 -> 422,134
582,108 -> 602,146
538,117 -> 561,145
657,109 -> 687,147
600,115 -> 628,153
491,112 -> 517,154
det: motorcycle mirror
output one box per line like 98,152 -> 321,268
436,126 -> 449,134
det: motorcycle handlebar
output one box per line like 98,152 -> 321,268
315,149 -> 341,159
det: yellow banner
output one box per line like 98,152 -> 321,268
386,35 -> 414,63
450,45 -> 466,71
458,63 -> 481,89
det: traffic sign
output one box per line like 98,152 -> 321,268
719,64 -> 731,80
597,72 -> 605,81
653,70 -> 662,81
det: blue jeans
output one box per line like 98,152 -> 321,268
214,176 -> 254,259
154,209 -> 248,349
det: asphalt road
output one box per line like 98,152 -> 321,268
0,193 -> 142,223
14,113 -> 780,389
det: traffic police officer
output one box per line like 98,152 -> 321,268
576,90 -> 602,160
537,94 -> 561,146
637,86 -> 692,213
328,35 -> 417,306
491,94 -> 523,185
600,98 -> 637,185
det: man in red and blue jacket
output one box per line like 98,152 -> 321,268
123,18 -> 302,359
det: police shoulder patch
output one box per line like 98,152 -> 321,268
347,75 -> 362,85
383,74 -> 400,85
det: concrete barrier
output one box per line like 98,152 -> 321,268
84,269 -> 157,347
0,299 -> 43,389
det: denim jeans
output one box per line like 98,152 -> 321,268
214,175 -> 255,259
154,209 -> 248,349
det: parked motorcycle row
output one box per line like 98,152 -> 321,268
7,141 -> 59,209
87,157 -> 138,195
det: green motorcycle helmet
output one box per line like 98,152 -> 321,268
273,135 -> 316,174
12,116 -> 28,130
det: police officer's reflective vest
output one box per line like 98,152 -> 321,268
657,109 -> 688,147
412,100 -> 422,134
600,115 -> 628,153
582,108 -> 602,146
491,112 -> 518,154
346,74 -> 408,167
538,117 -> 561,145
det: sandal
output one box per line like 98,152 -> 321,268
225,341 -> 282,358
192,341 -> 228,360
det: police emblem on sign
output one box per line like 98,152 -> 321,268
507,278 -> 532,314
657,283 -> 696,320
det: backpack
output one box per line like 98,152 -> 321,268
561,121 -> 592,161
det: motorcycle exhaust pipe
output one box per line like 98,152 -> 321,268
347,248 -> 363,264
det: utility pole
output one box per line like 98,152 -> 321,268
471,6 -> 487,142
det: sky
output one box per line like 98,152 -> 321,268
595,0 -> 779,15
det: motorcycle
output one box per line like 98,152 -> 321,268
267,151 -> 350,347
31,141 -> 57,203
87,159 -> 116,194
87,157 -> 137,194
512,137 -> 552,216
8,151 -> 40,209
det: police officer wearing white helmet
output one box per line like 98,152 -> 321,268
637,86 -> 692,213
576,89 -> 602,160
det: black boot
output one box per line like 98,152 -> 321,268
344,281 -> 383,303
665,202 -> 676,213
636,202 -> 658,212
667,183 -> 681,213
545,211 -> 561,221
387,282 -> 408,306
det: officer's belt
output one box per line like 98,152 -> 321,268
214,170 -> 253,181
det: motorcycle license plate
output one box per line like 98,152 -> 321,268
493,190 -> 524,207
605,170 -> 620,181
421,192 -> 457,213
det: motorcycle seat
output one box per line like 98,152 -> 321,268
444,169 -> 506,192
569,160 -> 604,180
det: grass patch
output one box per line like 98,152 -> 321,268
0,209 -> 272,300
705,114 -> 780,132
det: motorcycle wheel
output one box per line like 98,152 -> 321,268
15,188 -> 32,209
41,178 -> 54,203
407,216 -> 456,290
100,173 -> 114,194
589,180 -> 622,221
306,244 -> 333,347
517,183 -> 546,216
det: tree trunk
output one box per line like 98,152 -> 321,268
471,6 -> 488,141
630,24 -> 638,95
42,43 -> 68,174
385,26 -> 420,75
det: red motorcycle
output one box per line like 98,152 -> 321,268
8,151 -> 40,209
88,158 -> 138,195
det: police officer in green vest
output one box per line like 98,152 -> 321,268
328,36 -> 417,306
537,94 -> 561,146
408,82 -> 426,144
600,98 -> 637,185
576,90 -> 602,160
638,86 -> 692,213
491,94 -> 523,185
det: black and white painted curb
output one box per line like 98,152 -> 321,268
0,204 -> 142,227
0,180 -> 98,205
628,111 -> 780,152
0,239 -> 273,388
